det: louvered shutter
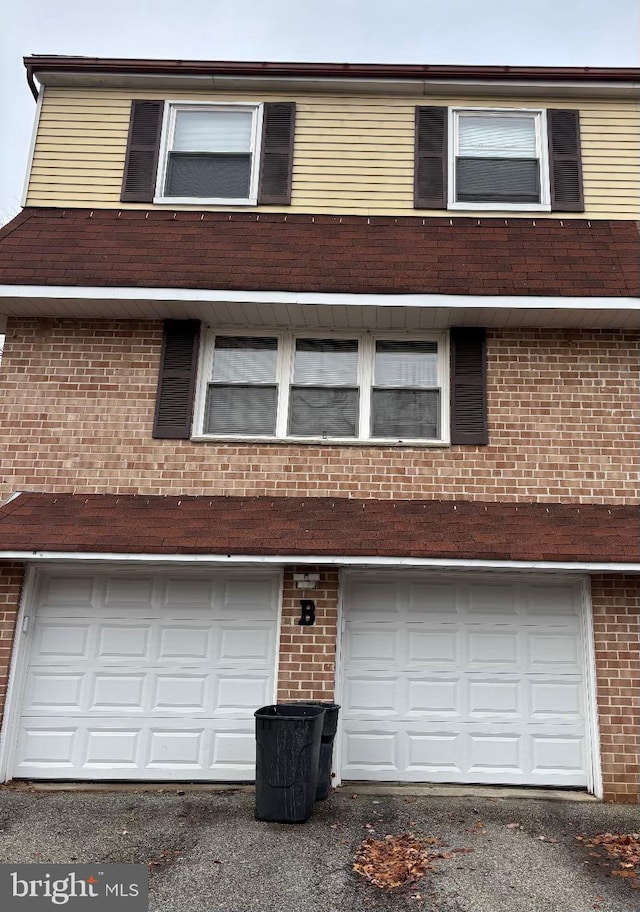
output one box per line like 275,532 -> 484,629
258,102 -> 296,204
414,106 -> 448,208
152,321 -> 200,439
450,328 -> 487,445
121,101 -> 164,202
547,109 -> 584,212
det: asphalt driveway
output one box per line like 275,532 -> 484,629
0,786 -> 638,912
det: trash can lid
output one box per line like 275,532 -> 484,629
254,703 -> 326,719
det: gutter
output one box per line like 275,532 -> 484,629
25,64 -> 38,102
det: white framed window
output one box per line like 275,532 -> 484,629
193,331 -> 448,444
448,108 -> 550,211
155,102 -> 263,205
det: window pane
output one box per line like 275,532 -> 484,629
289,387 -> 358,437
294,339 -> 358,385
371,389 -> 439,438
458,115 -> 536,157
173,109 -> 253,153
457,158 -> 540,203
375,341 -> 438,387
205,385 -> 277,435
212,337 -> 277,384
165,154 -> 251,198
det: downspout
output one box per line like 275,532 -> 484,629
26,65 -> 38,102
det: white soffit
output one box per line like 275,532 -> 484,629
0,287 -> 638,330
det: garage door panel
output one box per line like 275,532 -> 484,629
217,625 -> 274,663
31,623 -> 92,661
342,575 -> 589,787
530,679 -> 583,719
408,630 -> 459,666
407,678 -> 461,717
23,673 -> 85,713
531,735 -> 586,775
104,577 -> 155,611
408,582 -> 459,618
344,676 -> 399,715
467,583 -> 520,617
528,634 -> 581,671
346,628 -> 399,664
13,571 -> 279,780
468,679 -> 522,717
37,576 -> 98,616
343,728 -> 399,773
347,581 -> 402,618
525,584 -> 582,620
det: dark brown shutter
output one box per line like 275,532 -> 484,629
547,109 -> 584,212
121,100 -> 164,202
152,320 -> 200,439
258,102 -> 296,204
414,106 -> 448,208
450,328 -> 487,445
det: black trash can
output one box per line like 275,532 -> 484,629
254,703 -> 325,823
296,701 -> 341,800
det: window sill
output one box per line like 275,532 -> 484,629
190,435 -> 451,448
447,201 -> 551,212
153,196 -> 258,206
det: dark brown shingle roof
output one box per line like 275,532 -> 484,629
0,209 -> 638,297
0,493 -> 637,563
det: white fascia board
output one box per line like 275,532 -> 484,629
0,551 -> 638,573
0,285 -> 638,312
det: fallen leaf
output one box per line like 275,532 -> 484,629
353,833 -> 473,891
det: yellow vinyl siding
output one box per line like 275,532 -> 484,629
27,87 -> 640,219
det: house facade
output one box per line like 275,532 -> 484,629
0,56 -> 638,800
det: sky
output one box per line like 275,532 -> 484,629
1,0 -> 639,224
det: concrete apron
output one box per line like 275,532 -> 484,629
1,781 -> 598,801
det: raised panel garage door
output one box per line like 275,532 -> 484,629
341,575 -> 590,787
12,571 -> 280,780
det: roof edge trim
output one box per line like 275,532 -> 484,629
1,551 -> 638,573
1,285 -> 638,310
23,56 -> 640,83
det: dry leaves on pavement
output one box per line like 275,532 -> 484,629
576,833 -> 640,886
353,832 -> 473,890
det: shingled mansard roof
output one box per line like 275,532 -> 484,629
0,493 -> 637,565
0,209 -> 638,297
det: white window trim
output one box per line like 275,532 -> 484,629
154,100 -> 264,206
447,106 -> 551,212
192,329 -> 450,446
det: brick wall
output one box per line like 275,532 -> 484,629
591,574 -> 640,803
0,563 -> 25,722
276,567 -> 339,702
0,319 -> 637,505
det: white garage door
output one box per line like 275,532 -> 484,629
12,571 -> 280,780
341,575 -> 590,787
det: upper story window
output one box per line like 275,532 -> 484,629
121,100 -> 295,206
194,331 -> 447,443
450,109 -> 549,209
415,105 -> 583,213
157,104 -> 263,205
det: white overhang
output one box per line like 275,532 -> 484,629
31,71 -> 640,99
1,286 -> 638,330
0,550 -> 638,573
